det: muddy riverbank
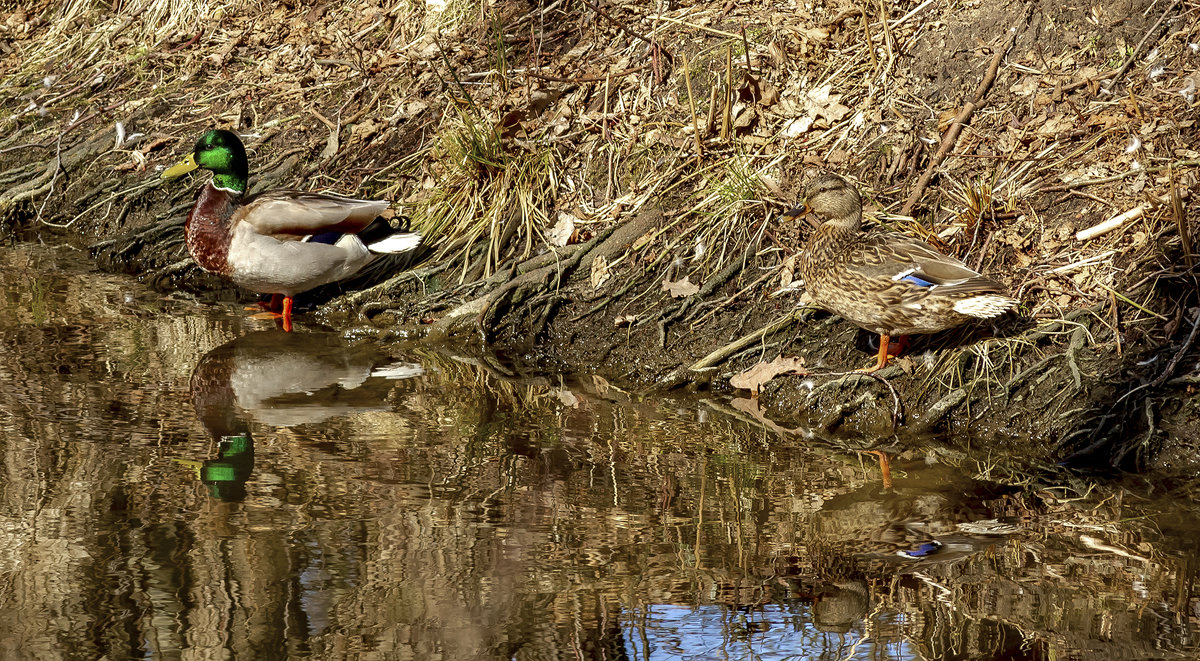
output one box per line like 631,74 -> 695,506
1,0 -> 1198,476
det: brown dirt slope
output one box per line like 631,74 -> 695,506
1,0 -> 1198,473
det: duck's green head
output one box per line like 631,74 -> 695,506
162,129 -> 249,193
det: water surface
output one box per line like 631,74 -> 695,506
0,243 -> 1197,660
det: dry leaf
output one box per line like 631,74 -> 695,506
591,374 -> 611,396
1036,114 -> 1074,137
661,276 -> 700,298
798,26 -> 831,43
731,104 -> 758,131
778,254 -> 797,288
1009,76 -> 1038,96
590,254 -> 612,288
321,125 -> 339,159
767,41 -> 787,67
614,314 -> 637,327
937,108 -> 957,133
555,388 -> 580,408
729,356 -> 807,394
631,231 -> 656,250
548,212 -> 576,247
783,116 -> 814,137
805,84 -> 851,123
759,174 -> 783,197
351,119 -> 380,142
739,74 -> 779,106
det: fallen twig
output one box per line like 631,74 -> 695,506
524,63 -> 649,83
578,0 -> 670,60
1106,0 -> 1183,91
1076,186 -> 1193,241
1075,204 -> 1148,241
1036,159 -> 1200,194
900,28 -> 1017,215
688,307 -> 810,371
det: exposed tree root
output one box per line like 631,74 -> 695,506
911,389 -> 968,435
474,223 -> 620,341
688,307 -> 812,372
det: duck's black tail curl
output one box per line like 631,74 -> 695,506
358,215 -> 423,254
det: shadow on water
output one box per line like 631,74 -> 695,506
0,243 -> 1199,660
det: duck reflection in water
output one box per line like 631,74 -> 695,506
177,331 -> 423,500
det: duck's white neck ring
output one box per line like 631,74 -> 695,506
213,184 -> 242,195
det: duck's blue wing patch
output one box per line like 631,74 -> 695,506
897,540 -> 943,558
899,274 -> 936,288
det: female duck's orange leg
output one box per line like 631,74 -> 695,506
855,334 -> 893,373
854,334 -> 910,373
861,450 -> 893,489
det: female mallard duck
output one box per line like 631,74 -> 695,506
792,174 -> 1017,372
161,129 -> 421,331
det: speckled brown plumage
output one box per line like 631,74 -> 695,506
793,174 -> 1018,372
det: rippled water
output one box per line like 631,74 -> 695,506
1,243 -> 1199,660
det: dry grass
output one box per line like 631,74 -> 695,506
400,106 -> 558,282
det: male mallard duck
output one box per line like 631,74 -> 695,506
162,129 -> 422,331
790,174 -> 1017,372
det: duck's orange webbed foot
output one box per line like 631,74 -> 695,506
853,334 -> 909,373
246,294 -> 294,331
246,294 -> 285,313
855,334 -> 893,373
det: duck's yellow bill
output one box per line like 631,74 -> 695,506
162,153 -> 199,179
171,457 -> 203,478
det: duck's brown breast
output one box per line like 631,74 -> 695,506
184,184 -> 239,275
